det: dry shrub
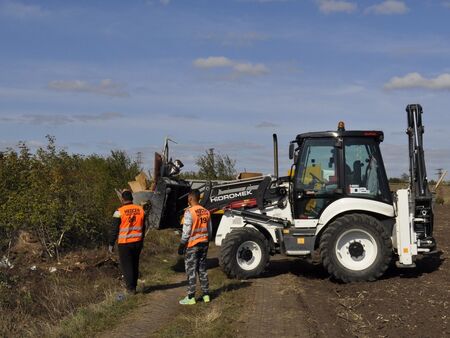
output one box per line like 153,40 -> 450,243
10,230 -> 43,260
144,229 -> 179,255
0,251 -> 121,337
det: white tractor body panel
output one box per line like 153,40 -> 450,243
215,186 -> 292,246
316,198 -> 395,235
216,196 -> 398,247
294,219 -> 319,228
394,189 -> 417,265
215,209 -> 280,246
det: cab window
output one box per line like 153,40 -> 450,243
295,138 -> 338,194
344,138 -> 390,202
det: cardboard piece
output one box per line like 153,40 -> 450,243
237,172 -> 263,179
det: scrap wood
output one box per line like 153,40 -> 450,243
135,172 -> 149,190
128,180 -> 146,192
128,171 -> 151,192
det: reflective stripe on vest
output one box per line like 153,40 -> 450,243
119,226 -> 143,232
118,233 -> 143,239
187,205 -> 210,248
117,204 -> 145,244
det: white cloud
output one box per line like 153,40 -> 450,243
160,0 -> 170,5
442,1 -> 450,8
365,1 -> 408,15
193,56 -> 269,77
193,56 -> 234,69
384,72 -> 450,90
317,0 -> 357,14
47,79 -> 129,97
0,0 -> 48,19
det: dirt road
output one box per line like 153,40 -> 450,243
101,205 -> 449,337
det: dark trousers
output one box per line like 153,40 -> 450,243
184,243 -> 209,297
118,241 -> 143,292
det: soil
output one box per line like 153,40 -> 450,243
8,206 -> 443,337
114,205 -> 449,338
247,204 -> 449,338
98,275 -> 187,338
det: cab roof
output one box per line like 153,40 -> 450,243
295,130 -> 384,143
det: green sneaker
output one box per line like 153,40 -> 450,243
202,295 -> 210,303
179,296 -> 196,305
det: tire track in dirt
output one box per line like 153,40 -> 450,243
97,275 -> 187,338
238,257 -> 315,338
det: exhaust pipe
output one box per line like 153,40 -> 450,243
273,133 -> 279,181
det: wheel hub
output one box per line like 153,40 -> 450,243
348,242 -> 364,259
335,229 -> 378,271
239,248 -> 253,261
236,240 -> 262,271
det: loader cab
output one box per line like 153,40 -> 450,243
290,128 -> 391,219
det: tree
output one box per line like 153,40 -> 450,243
0,137 -> 140,257
195,149 -> 237,180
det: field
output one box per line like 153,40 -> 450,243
84,205 -> 450,337
1,205 -> 448,337
258,204 -> 449,337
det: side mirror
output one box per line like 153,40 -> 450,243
289,143 -> 295,160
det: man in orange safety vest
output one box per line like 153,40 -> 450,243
178,189 -> 212,305
109,190 -> 145,296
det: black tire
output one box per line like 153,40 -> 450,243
220,228 -> 270,279
319,213 -> 392,283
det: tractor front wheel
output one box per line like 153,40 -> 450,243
220,228 -> 270,279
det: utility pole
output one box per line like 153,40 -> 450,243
436,168 -> 443,181
209,148 -> 215,179
136,151 -> 143,169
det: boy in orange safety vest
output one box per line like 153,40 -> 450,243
178,189 -> 212,305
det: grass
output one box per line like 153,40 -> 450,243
48,291 -> 140,338
0,229 -> 180,338
153,267 -> 251,338
48,252 -> 178,338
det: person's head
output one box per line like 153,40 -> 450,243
187,189 -> 201,206
121,190 -> 133,204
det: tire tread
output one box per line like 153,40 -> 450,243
319,213 -> 392,283
220,228 -> 270,279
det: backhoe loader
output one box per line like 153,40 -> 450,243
143,104 -> 436,282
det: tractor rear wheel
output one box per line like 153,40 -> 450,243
319,213 -> 392,282
220,228 -> 270,279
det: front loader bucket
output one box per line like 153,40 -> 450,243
134,177 -> 190,229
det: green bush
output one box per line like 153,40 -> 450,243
0,136 -> 140,257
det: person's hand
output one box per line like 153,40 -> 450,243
178,243 -> 186,256
108,245 -> 114,254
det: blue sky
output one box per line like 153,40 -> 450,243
1,0 -> 450,178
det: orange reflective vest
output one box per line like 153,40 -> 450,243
116,204 -> 145,244
187,205 -> 210,248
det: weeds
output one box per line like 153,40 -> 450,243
0,230 -> 180,338
153,267 -> 248,338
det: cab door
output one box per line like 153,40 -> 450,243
343,137 -> 392,204
292,138 -> 343,220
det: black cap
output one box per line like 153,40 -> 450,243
121,190 -> 133,202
